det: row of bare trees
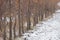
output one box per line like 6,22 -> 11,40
0,0 -> 59,40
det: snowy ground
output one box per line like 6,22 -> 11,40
15,10 -> 60,40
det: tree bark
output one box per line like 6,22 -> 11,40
9,0 -> 12,40
18,0 -> 22,37
27,0 -> 31,30
3,17 -> 6,40
14,17 -> 16,39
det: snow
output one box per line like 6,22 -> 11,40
57,2 -> 60,6
15,10 -> 60,40
6,17 -> 10,22
55,10 -> 60,13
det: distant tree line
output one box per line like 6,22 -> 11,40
0,0 -> 59,40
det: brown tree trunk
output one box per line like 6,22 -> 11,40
18,0 -> 22,36
13,17 -> 16,39
21,14 -> 24,33
27,0 -> 31,30
0,17 -> 2,32
3,17 -> 6,40
9,17 -> 12,40
9,0 -> 12,40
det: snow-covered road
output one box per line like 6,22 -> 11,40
15,10 -> 60,40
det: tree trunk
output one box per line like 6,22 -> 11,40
14,17 -> 16,39
9,17 -> 12,40
9,0 -> 12,40
18,0 -> 22,36
27,0 -> 31,30
3,17 -> 6,40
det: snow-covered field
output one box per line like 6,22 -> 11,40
15,10 -> 60,40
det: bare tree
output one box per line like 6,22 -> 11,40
13,16 -> 16,39
18,0 -> 22,36
3,17 -> 6,40
27,0 -> 31,30
9,0 -> 12,40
